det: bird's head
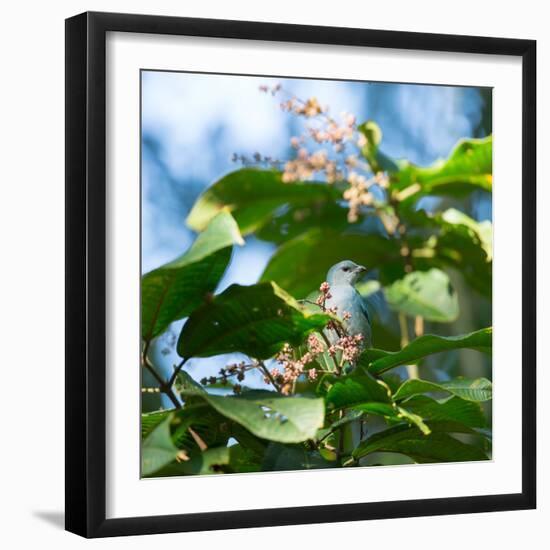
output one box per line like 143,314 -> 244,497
326,260 -> 367,286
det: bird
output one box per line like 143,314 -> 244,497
324,260 -> 372,353
322,260 -> 374,451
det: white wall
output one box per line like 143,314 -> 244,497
0,0 -> 546,547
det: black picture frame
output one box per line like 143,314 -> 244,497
65,11 -> 536,538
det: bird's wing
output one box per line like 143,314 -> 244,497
359,296 -> 372,326
363,288 -> 390,324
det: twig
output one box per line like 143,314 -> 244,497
398,313 -> 418,379
298,298 -> 323,309
257,360 -> 281,392
414,315 -> 424,337
141,341 -> 182,409
336,410 -> 344,464
188,426 -> 208,452
168,357 -> 188,388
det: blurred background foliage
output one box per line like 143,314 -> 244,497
140,72 -> 492,474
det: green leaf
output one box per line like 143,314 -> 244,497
441,208 -> 493,262
154,447 -> 232,476
141,414 -> 181,476
358,121 -> 399,173
226,444 -> 263,473
400,395 -> 486,428
263,443 -> 334,471
392,136 -> 492,203
384,268 -> 459,322
256,201 -> 349,244
260,228 -> 401,297
168,402 -> 232,452
141,410 -> 172,440
186,390 -> 325,444
325,372 -> 392,411
394,377 -> 492,402
177,281 -> 331,360
407,208 -> 492,297
353,424 -> 488,462
174,371 -> 206,395
324,409 -> 365,434
141,211 -> 243,341
187,169 -> 340,234
360,327 -> 492,375
396,407 -> 431,435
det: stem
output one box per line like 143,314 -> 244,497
257,361 -> 281,392
298,299 -> 323,309
142,341 -> 182,409
398,313 -> 419,379
168,357 -> 188,388
320,332 -> 341,374
337,410 -> 344,464
398,313 -> 409,349
414,315 -> 424,337
187,426 -> 208,451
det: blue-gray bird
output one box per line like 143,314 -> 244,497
324,260 -> 372,351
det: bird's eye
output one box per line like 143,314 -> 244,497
342,267 -> 350,272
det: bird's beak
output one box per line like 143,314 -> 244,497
355,265 -> 367,274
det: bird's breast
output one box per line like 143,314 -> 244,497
325,285 -> 372,347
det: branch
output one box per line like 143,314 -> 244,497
141,341 -> 182,409
168,357 -> 188,389
398,313 -> 418,380
257,360 -> 281,392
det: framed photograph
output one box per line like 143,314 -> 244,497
65,11 -> 536,538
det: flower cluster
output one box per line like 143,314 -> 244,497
281,148 -> 342,184
315,281 -> 341,335
307,115 -> 355,151
279,96 -> 325,118
255,84 -> 393,224
200,361 -> 248,394
267,334 -> 328,394
258,83 -> 282,96
332,334 -> 364,363
316,281 -> 332,309
231,152 -> 282,169
343,171 -> 375,222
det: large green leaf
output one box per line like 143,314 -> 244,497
400,395 -> 486,428
187,168 -> 339,234
141,211 -> 243,341
186,390 -> 325,444
177,281 -> 331,359
401,208 -> 492,297
393,377 -> 492,402
154,447 -> 232,476
384,268 -> 459,322
141,414 -> 181,476
226,444 -> 264,473
360,327 -> 492,375
353,424 -> 488,462
260,228 -> 402,297
441,208 -> 493,262
257,201 -> 349,244
325,372 -> 392,411
263,443 -> 333,471
141,410 -> 172,440
434,211 -> 492,297
170,403 -> 232,452
391,136 -> 492,202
